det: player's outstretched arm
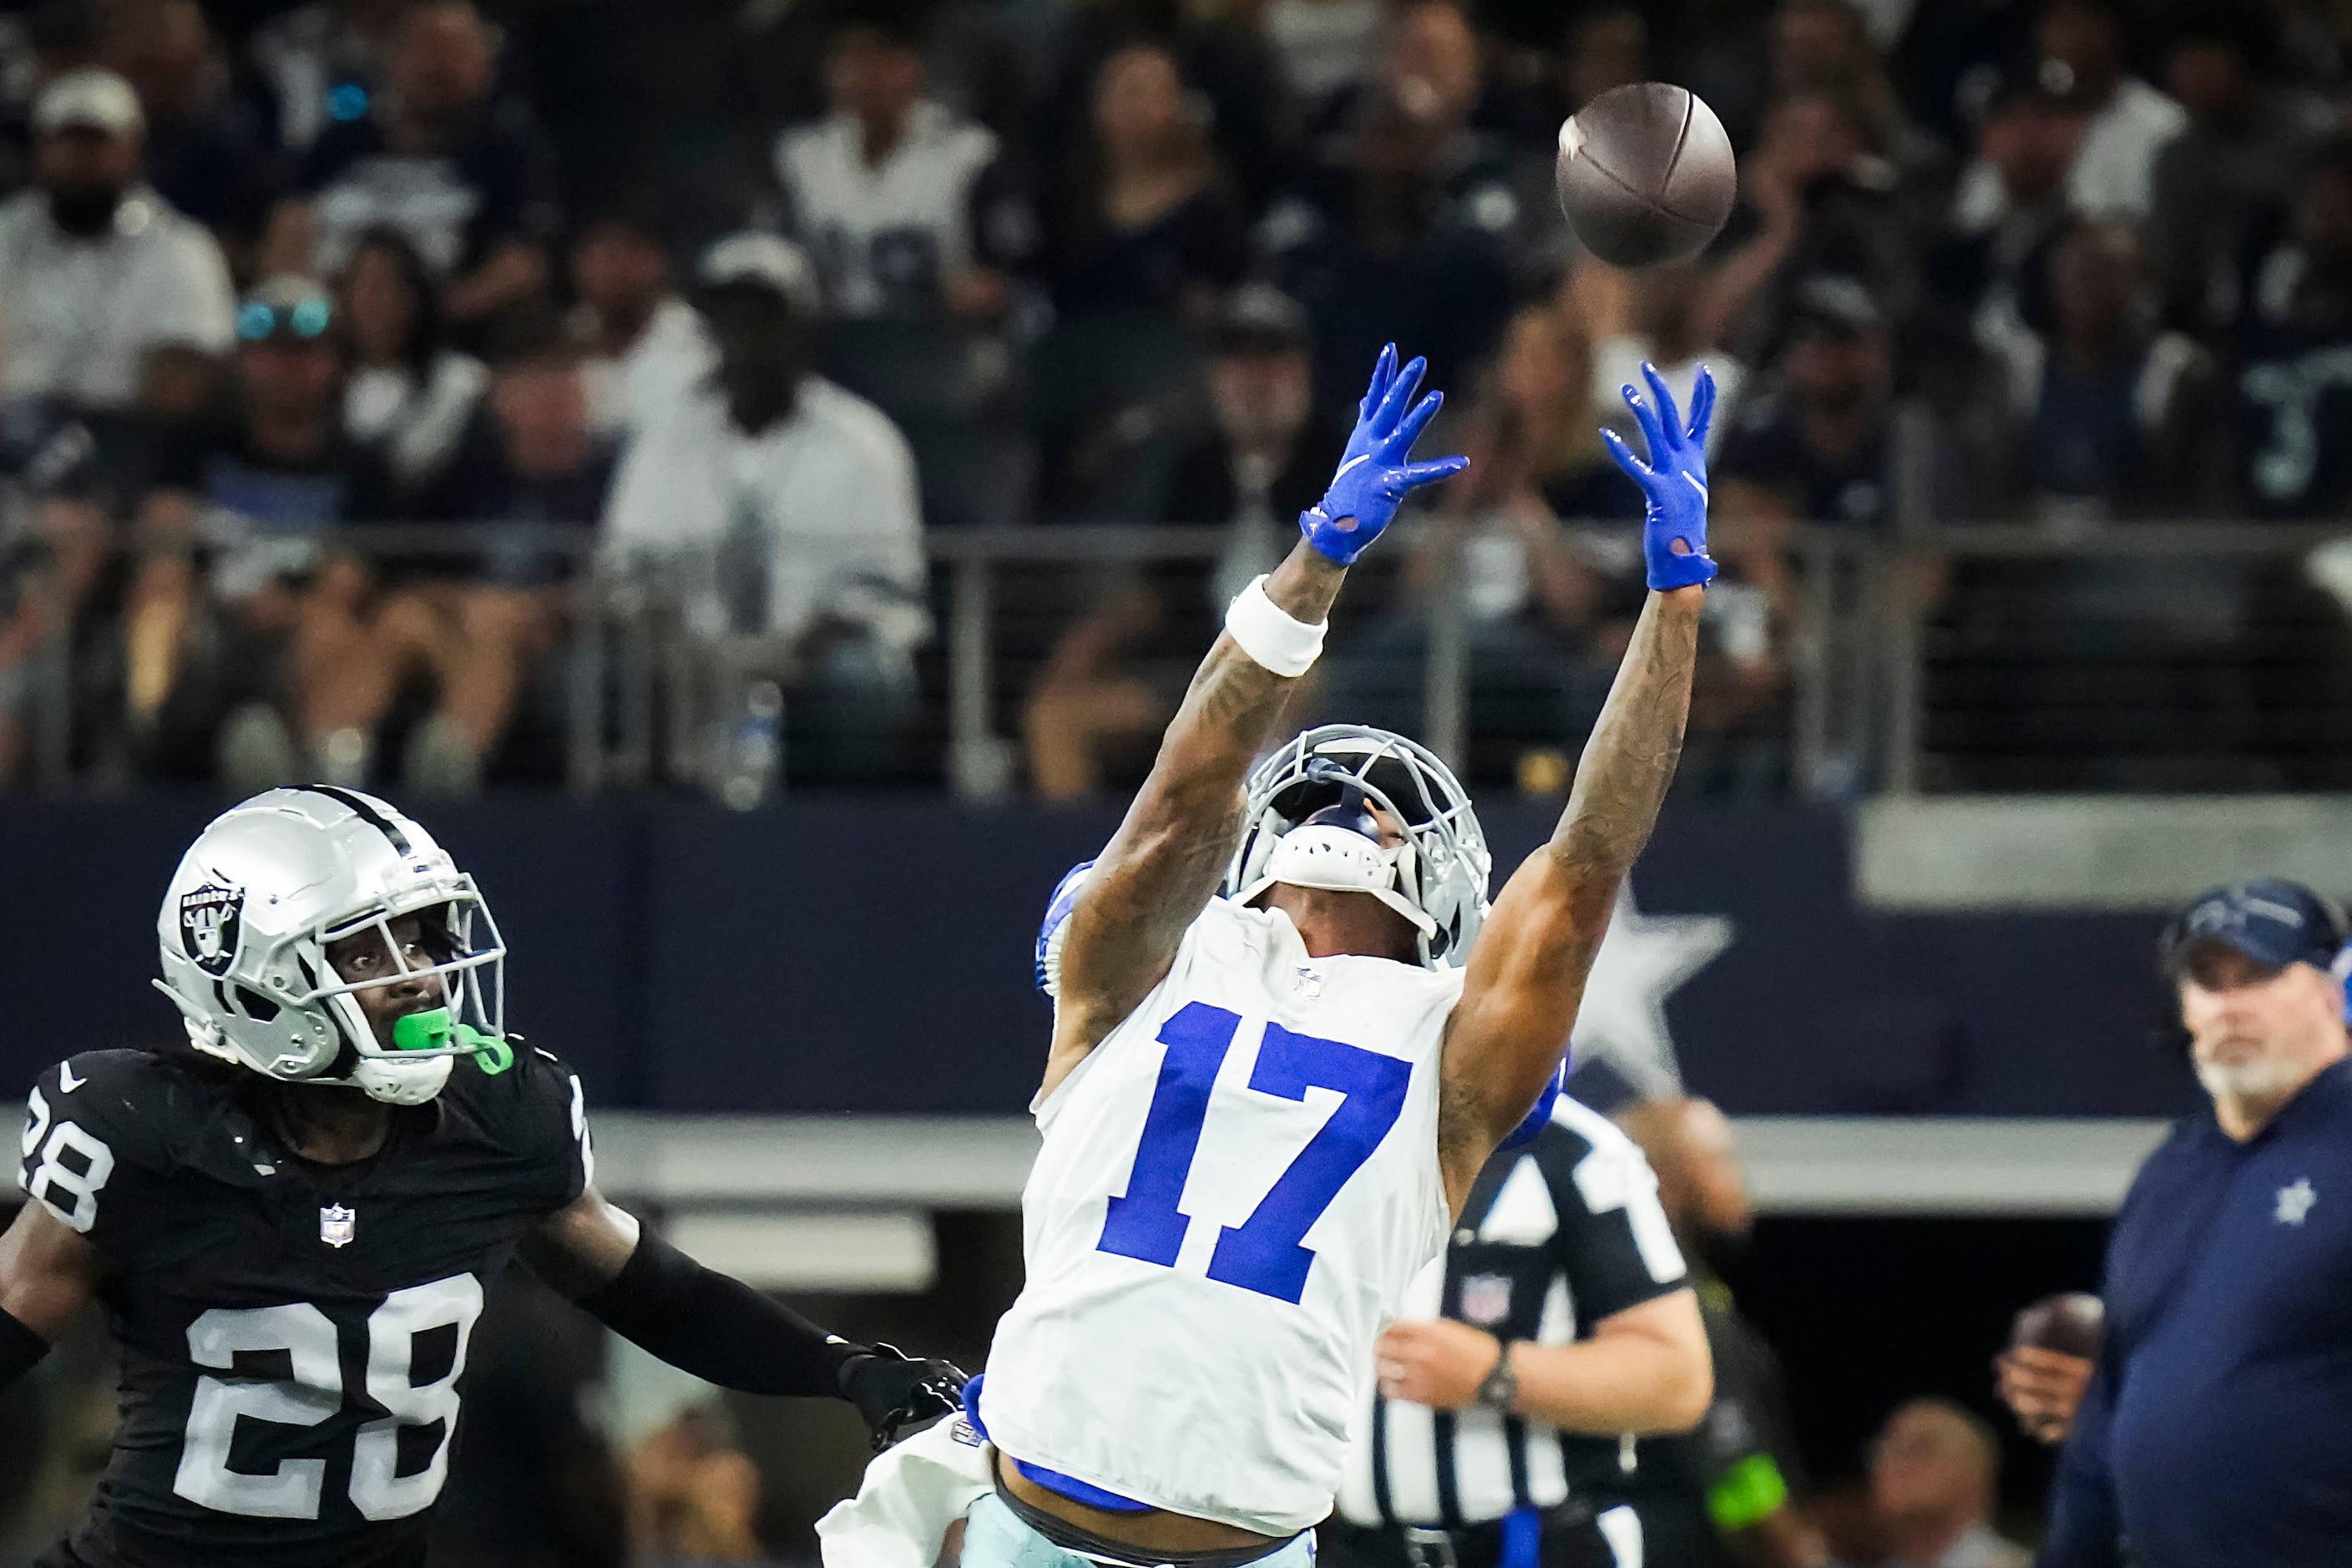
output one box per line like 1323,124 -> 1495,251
1045,345 -> 1464,1095
524,1189 -> 964,1449
1436,364 -> 1712,1205
0,1198 -> 99,1392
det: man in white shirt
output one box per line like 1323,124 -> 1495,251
603,234 -> 930,787
0,67 -> 235,414
568,209 -> 712,440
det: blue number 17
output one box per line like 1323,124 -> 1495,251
1097,1003 -> 1414,1304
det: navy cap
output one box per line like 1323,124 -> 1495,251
2160,879 -> 2350,976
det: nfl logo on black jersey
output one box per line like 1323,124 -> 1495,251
320,1204 -> 356,1247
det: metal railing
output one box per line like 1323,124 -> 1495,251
4,518 -> 2348,799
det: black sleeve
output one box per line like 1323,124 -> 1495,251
0,1304 -> 48,1393
16,1052 -> 180,1265
1544,1107 -> 1692,1328
575,1231 -> 859,1399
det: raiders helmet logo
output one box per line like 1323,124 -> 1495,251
179,881 -> 245,978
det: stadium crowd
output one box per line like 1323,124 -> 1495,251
2,0 -> 2352,797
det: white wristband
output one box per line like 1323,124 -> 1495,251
1224,575 -> 1327,677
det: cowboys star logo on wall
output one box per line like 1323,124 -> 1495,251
178,880 -> 246,978
1568,882 -> 1734,1099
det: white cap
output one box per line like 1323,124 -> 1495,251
33,68 -> 144,139
696,232 -> 822,315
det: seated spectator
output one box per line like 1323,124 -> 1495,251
568,209 -> 711,440
1693,89 -> 1914,364
270,0 -> 560,328
771,1 -> 1028,331
0,68 -> 235,417
1024,286 -> 1332,800
1033,42 -> 1247,517
1269,99 -> 1512,401
1261,0 -> 1387,123
2234,138 -> 2352,518
102,0 -> 284,255
125,276 -> 402,786
2148,7 -> 2334,335
336,225 -> 488,494
1989,220 -> 2212,520
603,235 -> 930,789
1925,66 -> 2085,357
1556,6 -> 1647,118
1565,260 -> 1752,458
1324,302 -> 1626,786
244,0 -> 406,154
1846,1399 -> 2029,1568
629,1406 -> 764,1562
1715,277 -> 1917,530
1950,0 -> 2184,230
341,311 -> 617,792
1768,0 -> 1920,172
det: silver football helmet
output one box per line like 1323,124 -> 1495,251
1227,726 -> 1492,968
154,787 -> 506,1105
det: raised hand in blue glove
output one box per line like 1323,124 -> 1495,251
1299,343 -> 1469,566
1601,362 -> 1717,591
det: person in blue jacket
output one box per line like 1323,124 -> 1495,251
2032,879 -> 2352,1568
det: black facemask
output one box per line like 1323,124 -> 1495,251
47,183 -> 125,238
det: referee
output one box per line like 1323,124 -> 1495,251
2036,879 -> 2352,1567
1327,1092 -> 1711,1568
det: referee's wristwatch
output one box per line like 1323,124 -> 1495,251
1474,1339 -> 1519,1413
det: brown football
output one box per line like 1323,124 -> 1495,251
2010,1292 -> 2105,1360
1555,83 -> 1737,269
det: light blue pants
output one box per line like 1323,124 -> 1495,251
963,1494 -> 1319,1568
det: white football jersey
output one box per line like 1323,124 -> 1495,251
979,897 -> 1464,1535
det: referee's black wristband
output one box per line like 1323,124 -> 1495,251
576,1232 -> 862,1399
0,1302 -> 51,1392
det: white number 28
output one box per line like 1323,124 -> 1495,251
174,1273 -> 483,1521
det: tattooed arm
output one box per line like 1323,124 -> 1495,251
1435,365 -> 1717,1211
1042,347 -> 1465,1100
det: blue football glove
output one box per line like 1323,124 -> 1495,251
1300,343 -> 1469,566
1034,860 -> 1096,997
1601,362 -> 1717,591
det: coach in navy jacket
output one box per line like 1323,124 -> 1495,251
2038,879 -> 2352,1568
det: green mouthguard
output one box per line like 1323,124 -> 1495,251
389,1010 -> 513,1075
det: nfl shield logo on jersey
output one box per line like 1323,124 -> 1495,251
319,1204 -> 356,1248
1459,1273 -> 1513,1326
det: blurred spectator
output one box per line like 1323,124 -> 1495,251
1768,0 -> 1918,165
1325,303 -> 1625,786
1846,1399 -> 2028,1568
2148,8 -> 2334,336
1694,90 -> 1914,364
1952,0 -> 2184,230
127,275 -> 400,785
336,225 -> 487,494
771,1 -> 1028,330
1715,277 -> 1930,530
1024,286 -> 1330,800
0,68 -> 235,417
1615,1098 -> 1827,1568
271,0 -> 560,327
1044,43 -> 1246,327
102,0 -> 284,255
569,210 -> 711,440
630,1406 -> 765,1562
2233,138 -> 2352,518
1989,220 -> 2212,519
244,0 -> 407,153
1556,6 -> 1648,117
603,235 -> 930,789
340,309 -> 618,793
1566,260 -> 1752,458
1925,67 -> 2085,354
1262,0 -> 1386,120
1269,98 -> 1512,402
1032,42 -> 1247,518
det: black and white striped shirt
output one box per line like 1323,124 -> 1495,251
1338,1097 -> 1689,1528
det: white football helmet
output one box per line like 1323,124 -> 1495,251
1227,726 -> 1492,968
154,787 -> 506,1105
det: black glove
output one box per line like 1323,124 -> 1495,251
837,1341 -> 969,1452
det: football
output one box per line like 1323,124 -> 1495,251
1555,82 -> 1737,269
2010,1292 -> 2106,1360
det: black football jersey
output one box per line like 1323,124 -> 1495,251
14,1044 -> 592,1568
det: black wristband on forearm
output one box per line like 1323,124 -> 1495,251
575,1232 -> 862,1399
0,1303 -> 51,1392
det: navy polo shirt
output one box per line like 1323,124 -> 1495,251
2041,1057 -> 2352,1568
